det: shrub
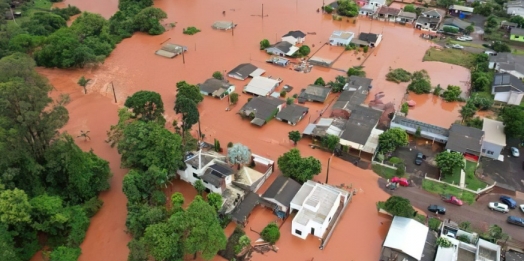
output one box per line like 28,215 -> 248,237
286,98 -> 294,105
82,197 -> 104,218
386,68 -> 412,83
401,102 -> 409,115
323,5 -> 334,14
280,90 -> 286,97
429,217 -> 441,231
183,26 -> 201,35
260,223 -> 280,244
443,27 -> 459,34
229,92 -> 239,104
396,163 -> 406,176
441,85 -> 462,102
437,237 -> 452,248
408,79 -> 431,94
388,157 -> 403,164
433,84 -> 442,96
363,46 -> 369,53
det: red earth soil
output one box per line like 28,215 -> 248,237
30,0 -> 456,260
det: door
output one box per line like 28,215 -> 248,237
311,227 -> 315,236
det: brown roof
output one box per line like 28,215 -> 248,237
377,6 -> 401,16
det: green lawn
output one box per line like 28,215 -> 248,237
442,160 -> 487,191
423,48 -> 476,69
422,179 -> 476,205
448,40 -> 484,49
372,163 -> 397,179
7,0 -> 53,25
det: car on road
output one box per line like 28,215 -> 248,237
391,177 -> 409,187
428,205 -> 446,214
520,204 -> 524,213
456,37 -> 467,41
507,216 -> 524,227
500,196 -> 517,209
511,147 -> 520,157
414,153 -> 424,165
462,35 -> 473,41
489,202 -> 509,213
484,50 -> 497,56
452,44 -> 464,49
441,194 -> 463,206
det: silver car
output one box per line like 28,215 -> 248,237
489,202 -> 509,213
452,44 -> 464,49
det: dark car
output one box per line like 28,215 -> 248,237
500,196 -> 517,209
414,153 -> 424,165
428,205 -> 446,214
507,216 -> 524,227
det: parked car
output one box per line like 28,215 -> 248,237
391,177 -> 409,187
414,153 -> 424,165
500,196 -> 517,209
462,35 -> 473,41
428,205 -> 446,214
456,37 -> 467,41
511,147 -> 520,157
441,194 -> 463,206
489,202 -> 509,213
520,204 -> 524,213
507,216 -> 524,227
452,44 -> 464,49
484,50 -> 497,56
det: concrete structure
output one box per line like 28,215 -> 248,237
357,32 -> 383,47
298,85 -> 331,103
289,180 -> 350,240
481,118 -> 506,160
238,96 -> 284,126
390,115 -> 449,143
198,78 -> 235,99
436,223 -> 500,261
329,31 -> 355,46
177,150 -> 234,194
440,17 -> 471,32
212,21 -> 235,30
155,43 -> 187,58
265,41 -> 299,56
339,106 -> 383,155
261,175 -> 301,213
492,73 -> 524,105
415,9 -> 442,30
243,76 -> 281,97
382,216 -> 429,261
397,11 -> 417,23
374,6 -> 401,22
228,63 -> 265,80
281,30 -> 306,45
489,53 -> 524,79
445,124 -> 484,161
506,0 -> 524,17
448,5 -> 474,17
510,27 -> 524,42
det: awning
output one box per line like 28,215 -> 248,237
249,68 -> 266,77
251,118 -> 266,126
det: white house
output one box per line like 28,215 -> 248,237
492,73 -> 524,105
436,223 -> 500,261
415,9 -> 442,30
177,150 -> 234,194
265,41 -> 299,56
289,181 -> 349,240
481,118 -> 506,160
489,52 -> 524,79
281,30 -> 306,45
506,0 -> 524,16
359,0 -> 386,15
382,216 -> 429,261
390,115 -> 449,144
198,78 -> 235,99
243,76 -> 281,97
329,31 -> 355,46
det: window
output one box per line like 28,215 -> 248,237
482,149 -> 486,153
203,180 -> 209,184
192,173 -> 201,179
487,150 -> 494,155
329,217 -> 332,222
295,229 -> 302,235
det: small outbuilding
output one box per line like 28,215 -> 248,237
381,216 -> 430,261
155,43 -> 187,58
212,21 -> 236,30
276,103 -> 309,125
227,63 -> 265,80
237,96 -> 285,126
261,175 -> 301,213
481,118 -> 506,160
197,78 -> 235,99
281,30 -> 306,45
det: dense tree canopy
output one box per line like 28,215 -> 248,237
278,148 -> 321,183
384,196 -> 415,218
435,151 -> 465,176
500,106 -> 524,140
124,90 -> 166,124
378,128 -> 409,154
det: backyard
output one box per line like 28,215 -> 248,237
422,179 -> 476,205
8,0 -> 53,25
372,163 -> 398,179
423,47 -> 476,69
442,160 -> 487,191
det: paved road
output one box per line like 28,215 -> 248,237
378,179 -> 524,242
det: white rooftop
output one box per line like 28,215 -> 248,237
434,235 -> 461,261
383,216 -> 429,261
243,76 -> 280,96
330,31 -> 354,40
362,128 -> 383,154
482,118 -> 506,147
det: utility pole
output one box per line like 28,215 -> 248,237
262,4 -> 264,19
111,82 -> 117,103
325,153 -> 333,184
182,49 -> 185,64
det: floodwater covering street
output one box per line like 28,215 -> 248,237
30,0 -> 475,260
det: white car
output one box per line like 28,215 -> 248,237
462,36 -> 473,41
520,204 -> 524,213
511,147 -> 520,157
456,37 -> 467,41
452,44 -> 464,49
489,202 -> 509,213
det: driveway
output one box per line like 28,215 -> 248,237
480,146 -> 524,192
378,179 -> 524,242
392,145 -> 440,179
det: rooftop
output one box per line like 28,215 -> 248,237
512,27 -> 524,36
392,115 -> 450,137
230,191 -> 260,222
477,239 -> 500,261
492,73 -> 524,92
212,21 -> 235,30
267,41 -> 294,53
482,118 -> 506,147
299,85 -> 331,102
234,166 -> 264,187
198,78 -> 232,94
358,32 -> 380,43
221,185 -> 246,214
449,5 -> 474,12
276,103 -> 309,124
383,216 -> 430,261
238,96 -> 283,122
227,63 -> 261,80
340,106 -> 382,145
262,175 -> 302,207
423,9 -> 441,17
243,76 -> 281,96
446,124 -> 484,154
330,30 -> 355,40
399,10 -> 417,19
442,17 -> 471,30
282,30 -> 306,38
184,150 -> 226,169
377,6 -> 401,16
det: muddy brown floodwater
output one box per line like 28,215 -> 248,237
34,0 -> 465,260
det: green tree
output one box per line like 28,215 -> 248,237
77,76 -> 91,94
229,92 -> 239,104
49,246 -> 81,261
288,130 -> 302,145
0,223 -> 19,261
401,102 -> 409,115
435,151 -> 465,176
408,79 -> 431,94
126,203 -> 168,238
123,166 -> 169,205
127,239 -> 148,261
22,12 -> 67,36
176,81 -> 203,104
235,235 -> 251,254
347,66 -> 366,77
487,224 -> 507,242
117,120 -> 184,173
212,71 -> 224,80
471,72 -> 491,92
328,75 -> 347,93
314,77 -> 326,86
459,102 -> 477,122
106,108 -> 136,147
337,0 -> 359,17
133,7 -> 167,35
194,180 -> 206,196
384,196 -> 415,218
323,5 -> 334,14
298,45 -> 311,56
501,106 -> 524,139
142,221 -> 182,260
322,134 -> 340,151
124,90 -> 166,124
0,188 -> 32,225
261,223 -> 280,244
403,4 -> 416,12
465,25 -> 474,35
378,128 -> 409,154
29,194 -> 68,235
227,143 -> 251,169
260,39 -> 270,50
437,0 -> 454,8
278,148 -> 321,183
8,34 -> 39,54
171,192 -> 185,211
415,126 -> 422,139
174,97 -> 200,140
441,85 -> 462,102
207,193 -> 223,212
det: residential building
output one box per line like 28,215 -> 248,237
448,5 -> 474,18
289,180 -> 350,240
231,192 -> 260,224
330,80 -> 371,119
489,52 -> 524,79
374,6 -> 401,22
510,27 -> 524,42
243,76 -> 281,97
298,85 -> 331,103
227,63 -> 265,80
276,103 -> 309,125
506,0 -> 524,17
397,11 -> 417,23
445,124 -> 484,161
261,175 -> 301,213
303,118 -> 348,138
415,9 -> 442,30
501,20 -> 518,30
308,56 -> 334,67
440,17 -> 471,32
436,222 -> 500,261
155,43 -> 187,58
198,78 -> 235,99
329,30 -> 355,46
356,32 -> 383,47
281,30 -> 306,45
178,150 -> 228,193
212,21 -> 235,30
390,115 -> 449,144
237,96 -> 285,126
266,56 -> 290,67
380,216 -> 434,261
481,118 -> 506,160
359,0 -> 386,16
339,106 -> 383,156
265,41 -> 299,56
492,73 -> 524,105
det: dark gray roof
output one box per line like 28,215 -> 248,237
328,1 -> 339,9
282,30 -> 306,38
445,124 -> 484,154
346,76 -> 373,89
392,115 -> 450,136
377,6 -> 401,16
228,63 -> 258,80
511,27 -> 524,36
262,175 -> 301,207
231,192 -> 260,222
421,231 -> 438,261
492,73 -> 524,92
267,41 -> 293,53
198,78 -> 231,94
340,106 -> 382,145
398,11 -> 417,19
501,21 -> 518,27
422,9 -> 441,17
506,250 -> 524,261
416,16 -> 441,24
299,85 -> 331,102
442,17 -> 470,30
201,170 -> 223,187
276,104 -> 309,124
238,96 -> 284,121
332,87 -> 369,113
358,33 -> 379,43
209,163 -> 234,177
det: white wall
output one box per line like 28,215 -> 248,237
481,141 -> 503,160
291,220 -> 308,239
494,92 -> 510,102
374,35 -> 383,47
508,7 -> 524,16
266,47 -> 286,56
177,162 -> 224,194
281,36 -> 298,45
291,194 -> 341,240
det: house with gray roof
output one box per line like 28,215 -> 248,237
227,63 -> 265,80
491,73 -> 524,105
374,6 -> 402,22
440,17 -> 471,32
481,118 -> 506,160
265,41 -> 299,57
445,124 -> 484,161
238,96 -> 285,126
390,115 -> 449,144
298,85 -> 331,103
415,9 -> 442,30
281,30 -> 306,45
489,52 -> 524,79
397,11 -> 417,23
331,84 -> 370,119
261,175 -> 302,213
276,103 -> 309,126
339,106 -> 383,155
506,0 -> 524,17
198,78 -> 235,99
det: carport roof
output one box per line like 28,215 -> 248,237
445,124 -> 484,154
383,216 -> 429,261
482,118 -> 506,146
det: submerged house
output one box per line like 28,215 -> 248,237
261,175 -> 301,213
155,43 -> 187,58
298,85 -> 331,103
198,78 -> 235,99
276,103 -> 309,125
445,124 -> 484,161
237,96 -> 285,126
265,41 -> 299,56
281,30 -> 306,45
227,63 -> 266,80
